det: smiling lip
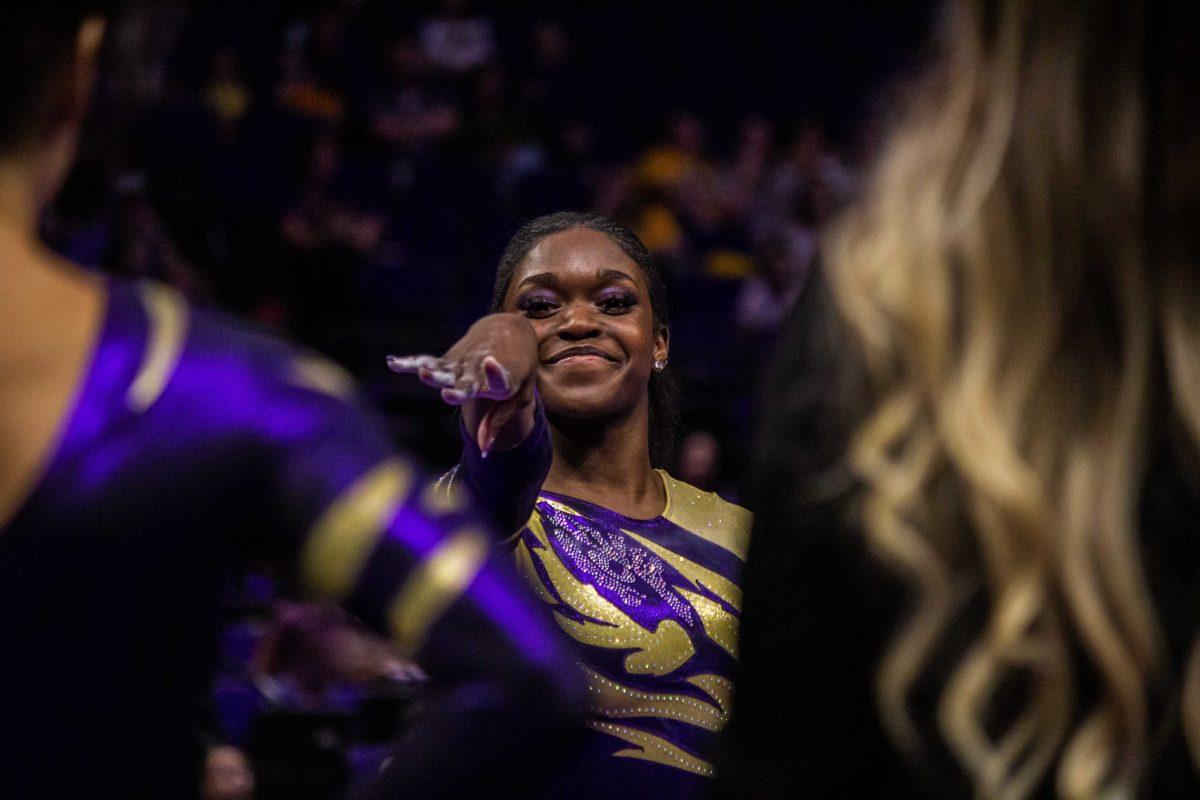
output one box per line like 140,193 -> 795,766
544,346 -> 618,365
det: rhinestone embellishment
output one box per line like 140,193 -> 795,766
540,501 -> 696,626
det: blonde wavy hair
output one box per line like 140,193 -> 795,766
825,2 -> 1200,798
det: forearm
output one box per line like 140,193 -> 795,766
456,394 -> 552,538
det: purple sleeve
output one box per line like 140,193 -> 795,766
455,394 -> 553,537
259,379 -> 583,797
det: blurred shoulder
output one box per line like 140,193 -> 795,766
124,280 -> 379,439
658,470 -> 752,562
185,293 -> 355,399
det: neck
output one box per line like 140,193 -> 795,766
0,157 -> 49,307
0,158 -> 43,244
0,164 -> 100,365
544,402 -> 663,516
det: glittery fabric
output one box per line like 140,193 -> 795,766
456,406 -> 752,796
513,483 -> 750,785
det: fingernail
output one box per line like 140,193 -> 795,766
387,355 -> 427,372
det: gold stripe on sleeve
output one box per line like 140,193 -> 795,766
388,528 -> 489,655
127,283 -> 189,412
288,354 -> 357,399
300,459 -> 413,600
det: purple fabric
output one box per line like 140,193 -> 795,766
459,398 -> 745,798
0,278 -> 582,799
457,393 -> 553,537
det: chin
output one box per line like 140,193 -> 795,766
540,386 -> 620,420
538,376 -> 645,422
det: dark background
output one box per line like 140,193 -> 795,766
52,2 -> 940,797
56,0 -> 935,487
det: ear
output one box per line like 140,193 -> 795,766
653,325 -> 669,365
59,17 -> 107,129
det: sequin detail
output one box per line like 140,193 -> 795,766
512,478 -> 752,779
588,720 -> 716,777
521,514 -> 696,676
585,666 -> 727,732
540,498 -> 695,626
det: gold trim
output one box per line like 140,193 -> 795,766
655,470 -> 752,561
514,538 -> 560,606
584,666 -> 727,732
686,673 -> 734,715
677,588 -> 739,658
389,528 -> 489,655
288,355 -> 357,399
626,529 -> 743,658
587,720 -> 715,777
420,476 -> 466,516
520,514 -> 696,676
127,283 -> 189,412
299,459 -> 412,600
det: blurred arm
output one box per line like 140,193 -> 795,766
263,377 -> 581,797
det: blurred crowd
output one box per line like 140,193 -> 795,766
43,3 -> 926,797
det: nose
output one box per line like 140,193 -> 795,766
555,301 -> 602,341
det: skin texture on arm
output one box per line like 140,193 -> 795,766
387,312 -> 539,457
389,313 -> 550,537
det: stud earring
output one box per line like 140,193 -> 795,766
653,359 -> 667,372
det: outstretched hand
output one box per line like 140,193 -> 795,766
387,313 -> 538,457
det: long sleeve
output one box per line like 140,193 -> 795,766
453,395 -> 553,538
0,278 -> 582,800
256,372 -> 583,797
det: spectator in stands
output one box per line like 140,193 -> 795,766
368,33 -> 461,154
419,0 -> 496,77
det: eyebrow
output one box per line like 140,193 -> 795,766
515,269 -> 639,291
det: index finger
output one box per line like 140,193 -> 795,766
386,354 -> 440,374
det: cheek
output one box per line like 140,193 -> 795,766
612,315 -> 656,358
528,319 -> 557,354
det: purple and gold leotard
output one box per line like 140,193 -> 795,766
450,404 -> 752,797
0,279 -> 581,799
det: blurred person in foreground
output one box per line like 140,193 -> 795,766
718,2 -> 1199,798
202,744 -> 255,800
389,212 -> 752,797
0,5 -> 582,798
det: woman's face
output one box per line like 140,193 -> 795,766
502,227 -> 668,422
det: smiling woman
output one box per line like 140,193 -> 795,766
389,211 -> 753,797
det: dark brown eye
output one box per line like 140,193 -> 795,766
518,295 -> 558,318
598,292 -> 636,314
